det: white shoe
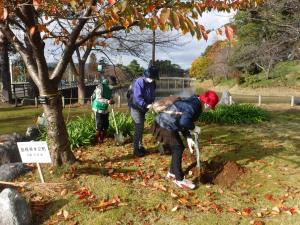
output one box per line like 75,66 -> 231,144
173,178 -> 196,190
166,172 -> 176,179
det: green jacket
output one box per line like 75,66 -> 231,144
91,80 -> 112,112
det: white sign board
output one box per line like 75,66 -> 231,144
97,65 -> 102,72
17,141 -> 52,163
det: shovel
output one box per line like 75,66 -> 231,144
111,108 -> 125,145
192,129 -> 201,183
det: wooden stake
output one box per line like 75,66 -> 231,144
36,163 -> 45,183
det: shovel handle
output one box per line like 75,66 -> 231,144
194,133 -> 200,168
111,108 -> 119,134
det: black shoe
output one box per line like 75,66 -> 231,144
139,146 -> 150,154
134,150 -> 146,157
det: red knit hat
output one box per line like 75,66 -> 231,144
199,91 -> 219,109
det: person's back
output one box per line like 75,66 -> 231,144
155,96 -> 202,132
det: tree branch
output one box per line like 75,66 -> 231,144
50,0 -> 97,82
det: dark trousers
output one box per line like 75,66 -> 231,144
169,133 -> 185,181
95,112 -> 109,132
130,108 -> 145,151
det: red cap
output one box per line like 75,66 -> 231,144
199,91 -> 219,109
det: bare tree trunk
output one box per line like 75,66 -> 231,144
77,62 -> 85,105
70,60 -> 85,105
0,31 -> 12,103
42,93 -> 76,166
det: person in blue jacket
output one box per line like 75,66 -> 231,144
129,65 -> 159,157
152,91 -> 219,189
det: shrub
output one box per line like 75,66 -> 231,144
199,104 -> 269,124
145,111 -> 156,126
108,112 -> 134,138
40,112 -> 135,149
67,116 -> 96,149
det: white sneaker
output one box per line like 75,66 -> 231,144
173,179 -> 196,190
166,172 -> 176,180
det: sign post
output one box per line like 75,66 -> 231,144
17,141 -> 52,183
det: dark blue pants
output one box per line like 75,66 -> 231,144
170,144 -> 185,181
130,108 -> 145,151
95,112 -> 109,132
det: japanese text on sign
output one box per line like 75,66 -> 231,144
17,141 -> 52,163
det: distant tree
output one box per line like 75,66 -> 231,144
190,41 -> 230,80
126,60 -> 144,79
230,0 -> 300,78
0,31 -> 11,102
152,60 -> 183,77
189,56 -> 210,80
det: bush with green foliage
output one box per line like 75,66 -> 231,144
40,112 -> 135,149
108,112 -> 134,138
67,116 -> 96,149
199,104 -> 269,124
145,111 -> 156,126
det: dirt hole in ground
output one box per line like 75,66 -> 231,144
198,160 -> 246,188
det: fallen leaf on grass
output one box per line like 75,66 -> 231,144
67,221 -> 79,225
242,208 -> 251,216
211,203 -> 222,214
256,212 -> 263,217
264,193 -> 275,201
155,203 -> 167,211
153,182 -> 167,192
272,206 -> 280,213
178,197 -> 189,204
93,196 -> 122,212
227,207 -> 237,213
171,205 -> 179,212
63,210 -> 69,220
250,220 -> 265,225
61,189 -> 68,196
73,187 -> 92,200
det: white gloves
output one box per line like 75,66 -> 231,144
147,104 -> 153,109
192,126 -> 201,135
187,138 -> 196,154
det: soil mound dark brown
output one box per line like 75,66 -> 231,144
199,160 -> 245,188
213,161 -> 245,188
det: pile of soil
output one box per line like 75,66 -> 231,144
199,160 -> 246,188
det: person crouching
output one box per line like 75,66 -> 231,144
152,91 -> 219,190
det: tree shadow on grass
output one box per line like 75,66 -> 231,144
202,121 -> 300,168
32,199 -> 68,225
76,166 -> 138,177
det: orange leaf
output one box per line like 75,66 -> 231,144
0,8 -> 8,20
211,203 -> 222,214
178,198 -> 189,204
33,0 -> 42,10
159,8 -> 170,25
225,25 -> 234,41
170,11 -> 180,30
264,193 -> 274,201
242,208 -> 251,216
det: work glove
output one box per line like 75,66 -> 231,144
146,104 -> 153,109
108,99 -> 115,105
187,137 -> 196,154
192,126 -> 201,135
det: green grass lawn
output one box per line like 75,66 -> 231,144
0,105 -> 93,135
8,106 -> 300,225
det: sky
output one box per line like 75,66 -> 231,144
43,10 -> 235,70
116,11 -> 235,69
